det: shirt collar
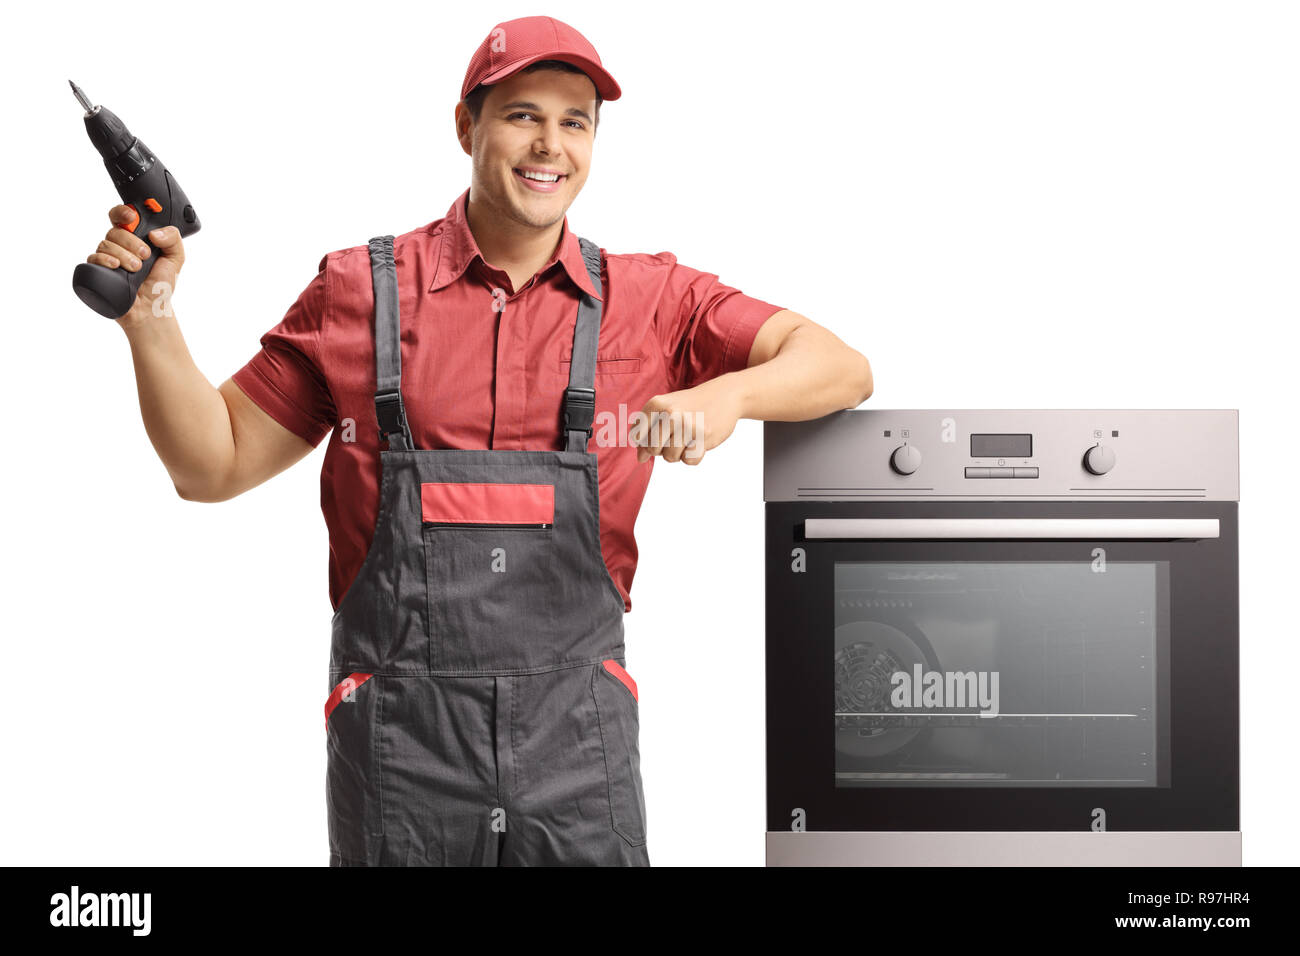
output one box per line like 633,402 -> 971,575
428,187 -> 602,301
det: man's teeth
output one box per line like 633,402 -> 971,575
518,169 -> 561,182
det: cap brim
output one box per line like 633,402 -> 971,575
480,52 -> 621,101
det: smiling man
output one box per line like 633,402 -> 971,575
85,16 -> 872,866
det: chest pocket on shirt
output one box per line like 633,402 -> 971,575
558,350 -> 643,376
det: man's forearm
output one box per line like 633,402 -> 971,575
732,324 -> 873,422
122,311 -> 236,500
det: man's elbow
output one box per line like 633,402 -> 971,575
850,351 -> 874,407
174,476 -> 235,504
174,480 -> 210,503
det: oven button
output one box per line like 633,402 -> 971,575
965,467 -> 990,478
1083,444 -> 1116,475
987,466 -> 1015,478
890,444 -> 922,475
1013,467 -> 1039,478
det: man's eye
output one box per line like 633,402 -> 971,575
507,112 -> 585,130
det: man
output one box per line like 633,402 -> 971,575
85,16 -> 873,866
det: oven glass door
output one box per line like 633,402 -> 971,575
833,558 -> 1168,788
766,501 -> 1237,832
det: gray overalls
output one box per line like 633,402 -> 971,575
322,234 -> 649,866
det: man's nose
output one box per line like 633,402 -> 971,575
534,119 -> 564,156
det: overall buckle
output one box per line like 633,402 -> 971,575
375,388 -> 409,443
563,386 -> 596,439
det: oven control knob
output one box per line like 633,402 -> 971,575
890,444 -> 922,475
1083,443 -> 1116,475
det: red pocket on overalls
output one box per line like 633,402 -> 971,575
602,658 -> 638,701
421,482 -> 563,670
421,482 -> 555,529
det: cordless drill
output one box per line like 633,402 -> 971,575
70,81 -> 201,319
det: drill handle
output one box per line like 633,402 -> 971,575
72,229 -> 163,320
73,156 -> 200,319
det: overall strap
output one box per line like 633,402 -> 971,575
368,235 -> 413,451
564,237 -> 604,453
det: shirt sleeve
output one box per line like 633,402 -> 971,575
230,254 -> 336,447
652,252 -> 784,392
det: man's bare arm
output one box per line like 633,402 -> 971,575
631,309 -> 873,465
736,309 -> 874,420
123,307 -> 316,504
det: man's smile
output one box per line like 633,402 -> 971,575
513,165 -> 568,193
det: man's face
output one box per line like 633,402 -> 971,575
458,68 -> 598,231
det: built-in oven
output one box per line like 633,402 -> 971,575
764,410 -> 1239,865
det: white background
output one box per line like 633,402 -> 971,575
1,0 -> 1295,866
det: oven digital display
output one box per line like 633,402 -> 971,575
970,433 -> 1032,458
834,561 -> 1167,788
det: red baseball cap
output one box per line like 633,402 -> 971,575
461,16 -> 622,103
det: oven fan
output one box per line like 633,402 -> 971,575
835,619 -> 939,761
834,643 -> 904,719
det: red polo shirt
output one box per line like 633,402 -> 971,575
231,188 -> 783,613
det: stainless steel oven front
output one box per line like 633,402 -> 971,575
764,409 -> 1239,866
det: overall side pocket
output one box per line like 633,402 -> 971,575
324,671 -> 383,864
591,659 -> 647,847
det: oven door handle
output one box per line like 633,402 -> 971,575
803,517 -> 1220,540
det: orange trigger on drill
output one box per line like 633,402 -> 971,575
122,204 -> 140,233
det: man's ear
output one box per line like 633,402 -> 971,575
454,102 -> 474,157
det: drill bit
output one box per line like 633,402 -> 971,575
69,80 -> 95,114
